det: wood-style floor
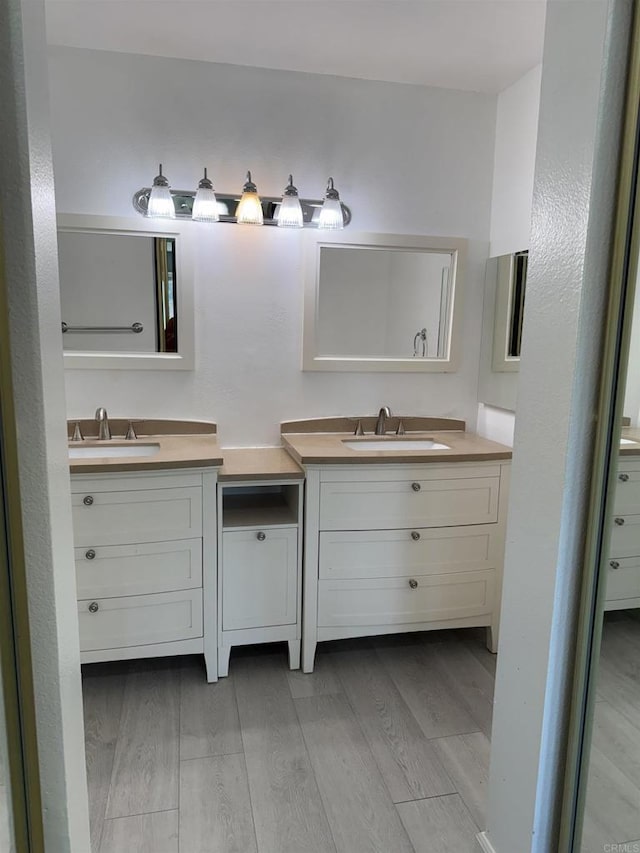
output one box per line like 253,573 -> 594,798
83,628 -> 496,853
583,611 -> 640,853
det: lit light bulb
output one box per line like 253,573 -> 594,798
192,168 -> 220,222
236,171 -> 264,225
318,177 -> 344,230
276,175 -> 304,228
147,164 -> 175,219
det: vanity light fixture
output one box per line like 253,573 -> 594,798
276,175 -> 304,228
191,168 -> 219,222
235,171 -> 264,225
318,177 -> 344,230
133,168 -> 352,227
147,165 -> 176,219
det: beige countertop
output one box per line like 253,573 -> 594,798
282,430 -> 512,465
218,448 -> 304,481
68,434 -> 224,474
620,428 -> 640,455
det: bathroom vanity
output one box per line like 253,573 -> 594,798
282,418 -> 512,672
606,439 -> 640,610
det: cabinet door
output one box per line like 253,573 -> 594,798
604,555 -> 640,607
222,528 -> 297,630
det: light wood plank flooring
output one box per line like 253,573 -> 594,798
83,628 -> 494,853
583,611 -> 640,853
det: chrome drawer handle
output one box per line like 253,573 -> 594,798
85,549 -> 96,560
411,482 -> 421,492
88,601 -> 99,613
409,579 -> 418,589
256,531 -> 266,541
619,473 -> 630,482
83,495 -> 94,506
610,560 -> 620,570
615,517 -> 625,526
411,531 -> 421,541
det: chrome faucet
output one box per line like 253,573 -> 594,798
374,406 -> 391,436
95,407 -> 111,440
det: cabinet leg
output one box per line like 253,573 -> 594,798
204,652 -> 218,683
288,639 -> 301,670
486,626 -> 498,654
218,644 -> 231,678
302,639 -> 317,673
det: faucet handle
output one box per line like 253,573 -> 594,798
354,420 -> 365,436
70,421 -> 84,442
396,419 -> 405,436
125,421 -> 137,441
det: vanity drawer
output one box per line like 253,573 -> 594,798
317,570 -> 495,628
609,513 -> 640,558
614,466 -> 640,515
319,477 -> 500,530
318,525 -> 499,580
604,555 -> 640,605
78,589 -> 203,651
75,538 -> 202,599
71,486 -> 203,546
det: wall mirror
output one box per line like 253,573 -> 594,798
57,214 -> 194,369
491,250 -> 528,372
303,232 -> 466,372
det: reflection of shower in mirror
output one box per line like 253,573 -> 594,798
413,328 -> 427,357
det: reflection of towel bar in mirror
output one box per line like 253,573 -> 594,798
61,322 -> 144,334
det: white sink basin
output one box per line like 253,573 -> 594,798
343,439 -> 450,452
621,438 -> 638,445
69,443 -> 161,459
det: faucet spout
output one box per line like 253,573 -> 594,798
95,407 -> 111,440
374,406 -> 391,436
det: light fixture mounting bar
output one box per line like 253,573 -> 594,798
132,188 -> 351,227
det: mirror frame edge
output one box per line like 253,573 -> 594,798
301,230 -> 467,373
57,213 -> 195,371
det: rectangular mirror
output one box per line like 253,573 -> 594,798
303,232 -> 466,372
491,250 -> 527,372
57,215 -> 194,370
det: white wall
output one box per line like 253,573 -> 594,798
48,47 -> 497,445
623,265 -> 640,426
0,0 -> 90,850
482,1 -> 630,851
489,64 -> 542,259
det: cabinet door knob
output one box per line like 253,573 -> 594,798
615,517 -> 625,526
85,549 -> 96,560
619,473 -> 630,482
411,482 -> 421,492
88,601 -> 99,613
610,560 -> 620,570
411,531 -> 421,541
256,531 -> 266,541
83,495 -> 94,506
409,578 -> 418,589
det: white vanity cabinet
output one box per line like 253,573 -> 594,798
70,469 -> 218,681
606,456 -> 640,609
302,461 -> 511,672
217,478 -> 304,676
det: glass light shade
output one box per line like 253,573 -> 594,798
192,168 -> 219,222
277,195 -> 304,227
147,164 -> 175,219
192,187 -> 219,222
236,171 -> 264,225
147,185 -> 175,219
318,197 -> 344,230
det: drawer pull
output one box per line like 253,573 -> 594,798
411,482 -> 421,492
409,578 -> 418,589
615,517 -> 625,526
88,601 -> 99,613
610,560 -> 620,570
256,531 -> 266,541
83,495 -> 94,506
85,549 -> 96,560
411,531 -> 421,541
619,473 -> 630,482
